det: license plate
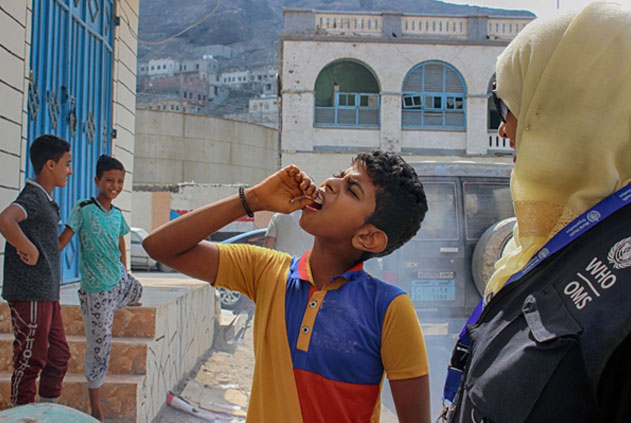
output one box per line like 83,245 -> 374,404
410,279 -> 455,302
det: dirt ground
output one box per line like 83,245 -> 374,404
153,309 -> 399,422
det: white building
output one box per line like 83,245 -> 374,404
251,68 -> 277,83
248,97 -> 279,128
180,57 -> 219,79
148,58 -> 179,76
221,70 -> 252,85
279,9 -> 534,182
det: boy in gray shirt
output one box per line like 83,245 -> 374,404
0,134 -> 73,405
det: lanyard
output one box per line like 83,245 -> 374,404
442,184 -> 631,405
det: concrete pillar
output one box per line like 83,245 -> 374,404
281,92 -> 314,152
465,96 -> 489,155
283,10 -> 316,35
382,13 -> 403,38
467,16 -> 489,41
380,94 -> 402,152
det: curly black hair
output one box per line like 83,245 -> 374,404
353,150 -> 428,260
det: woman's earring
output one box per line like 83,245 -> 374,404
501,131 -> 508,138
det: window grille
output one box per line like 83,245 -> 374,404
401,62 -> 466,129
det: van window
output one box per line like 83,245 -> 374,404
415,182 -> 458,241
463,182 -> 514,240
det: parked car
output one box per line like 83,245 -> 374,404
378,162 -> 516,326
216,229 -> 267,309
130,227 -> 162,271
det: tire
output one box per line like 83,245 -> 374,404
216,287 -> 244,310
471,217 -> 517,296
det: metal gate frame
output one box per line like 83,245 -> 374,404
27,0 -> 115,283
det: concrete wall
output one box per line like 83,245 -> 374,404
0,1 -> 33,280
0,0 -> 139,283
112,0 -> 140,263
134,109 -> 279,185
132,185 -> 273,234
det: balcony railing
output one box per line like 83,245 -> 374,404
488,133 -> 513,153
285,10 -> 533,41
487,18 -> 529,39
401,17 -> 467,37
316,13 -> 382,35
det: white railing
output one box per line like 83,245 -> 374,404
315,13 -> 383,36
487,18 -> 530,39
401,17 -> 467,37
488,133 -> 513,153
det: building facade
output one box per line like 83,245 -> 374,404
248,97 -> 279,128
220,70 -> 251,86
279,9 -> 533,182
147,57 -> 178,76
137,56 -> 220,113
0,0 -> 139,283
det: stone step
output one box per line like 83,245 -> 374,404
0,372 -> 144,421
0,276 -> 218,423
0,334 -> 148,375
0,302 -> 156,338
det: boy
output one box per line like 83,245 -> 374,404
0,134 -> 73,405
143,150 -> 431,423
59,155 -> 142,421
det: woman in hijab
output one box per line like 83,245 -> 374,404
445,3 -> 631,422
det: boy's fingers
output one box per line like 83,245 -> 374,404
17,251 -> 35,266
284,165 -> 300,177
300,181 -> 316,197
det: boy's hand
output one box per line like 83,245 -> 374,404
248,165 -> 317,213
17,243 -> 39,266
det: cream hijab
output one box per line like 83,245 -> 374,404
485,2 -> 631,299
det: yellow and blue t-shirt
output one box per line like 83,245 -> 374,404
215,243 -> 429,422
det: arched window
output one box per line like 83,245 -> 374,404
401,61 -> 466,129
314,60 -> 380,127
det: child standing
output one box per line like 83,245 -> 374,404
0,134 -> 73,405
144,150 -> 431,423
58,155 -> 142,421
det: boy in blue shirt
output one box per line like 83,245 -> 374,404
59,155 -> 142,421
143,151 -> 431,422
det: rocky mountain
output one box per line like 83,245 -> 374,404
137,0 -> 535,69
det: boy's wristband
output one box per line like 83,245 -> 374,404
239,186 -> 254,218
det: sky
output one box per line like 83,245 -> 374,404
444,0 -> 631,18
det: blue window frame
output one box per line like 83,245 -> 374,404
402,62 -> 466,129
315,92 -> 380,127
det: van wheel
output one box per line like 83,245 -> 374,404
471,217 -> 517,296
216,287 -> 244,310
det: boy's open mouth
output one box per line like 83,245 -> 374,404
306,190 -> 324,211
308,201 -> 322,211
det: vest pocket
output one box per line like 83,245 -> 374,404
464,286 -> 582,423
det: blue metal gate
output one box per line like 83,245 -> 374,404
27,0 -> 115,283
